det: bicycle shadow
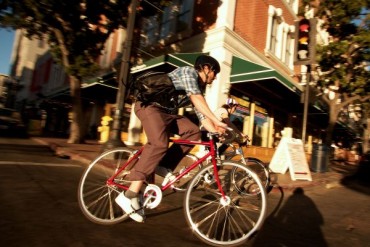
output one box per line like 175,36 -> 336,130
250,187 -> 328,247
143,191 -> 184,218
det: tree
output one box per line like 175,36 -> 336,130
0,0 -> 170,143
304,0 -> 370,147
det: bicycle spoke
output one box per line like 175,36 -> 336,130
184,161 -> 267,246
78,148 -> 135,225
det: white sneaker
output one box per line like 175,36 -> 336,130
161,172 -> 176,187
115,192 -> 144,223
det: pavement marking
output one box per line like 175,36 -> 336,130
0,161 -> 82,168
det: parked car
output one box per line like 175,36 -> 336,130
0,108 -> 27,137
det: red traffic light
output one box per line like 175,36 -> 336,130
299,23 -> 309,32
294,18 -> 317,65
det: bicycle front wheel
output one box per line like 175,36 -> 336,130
183,161 -> 267,246
77,147 -> 136,225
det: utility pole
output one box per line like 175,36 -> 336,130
103,0 -> 139,150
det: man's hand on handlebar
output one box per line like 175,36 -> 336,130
215,121 -> 228,134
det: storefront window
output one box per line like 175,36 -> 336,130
230,101 -> 249,131
252,103 -> 268,146
230,93 -> 270,147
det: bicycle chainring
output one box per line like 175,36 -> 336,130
143,184 -> 162,209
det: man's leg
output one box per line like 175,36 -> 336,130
129,104 -> 174,181
158,115 -> 200,172
116,103 -> 172,222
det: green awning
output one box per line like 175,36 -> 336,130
72,72 -> 117,103
230,56 -> 300,94
131,52 -> 206,73
82,72 -> 118,89
81,81 -> 118,90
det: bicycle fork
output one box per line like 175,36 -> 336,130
208,137 -> 228,200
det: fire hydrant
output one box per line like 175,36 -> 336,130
98,116 -> 113,143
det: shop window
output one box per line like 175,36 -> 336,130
230,104 -> 249,131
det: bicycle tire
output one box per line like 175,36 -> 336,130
228,153 -> 271,192
183,161 -> 267,246
77,147 -> 136,225
243,157 -> 271,192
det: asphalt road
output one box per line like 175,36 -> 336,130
1,137 -> 370,247
250,183 -> 370,247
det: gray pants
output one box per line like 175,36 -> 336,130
128,102 -> 201,181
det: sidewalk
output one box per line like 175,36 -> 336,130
32,137 -> 358,191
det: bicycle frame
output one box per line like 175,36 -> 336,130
106,133 -> 228,198
78,129 -> 267,245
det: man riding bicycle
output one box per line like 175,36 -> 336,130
115,54 -> 227,222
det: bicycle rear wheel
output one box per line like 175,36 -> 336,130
225,150 -> 270,193
77,147 -> 136,225
183,161 -> 267,246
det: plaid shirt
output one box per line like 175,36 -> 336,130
168,66 -> 206,121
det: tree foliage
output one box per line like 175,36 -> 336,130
316,1 -> 370,94
0,0 -> 172,143
0,0 -> 133,77
307,0 -> 370,146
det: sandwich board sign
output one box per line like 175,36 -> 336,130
269,137 -> 312,181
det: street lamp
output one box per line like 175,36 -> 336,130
103,0 -> 139,150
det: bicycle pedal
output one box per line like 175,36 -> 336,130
134,207 -> 145,218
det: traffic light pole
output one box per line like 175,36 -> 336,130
103,0 -> 139,150
294,17 -> 316,147
301,65 -> 311,147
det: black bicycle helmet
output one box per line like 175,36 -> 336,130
194,55 -> 221,75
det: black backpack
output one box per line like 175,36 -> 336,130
133,71 -> 178,108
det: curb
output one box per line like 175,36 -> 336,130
31,137 -> 347,191
269,171 -> 343,192
32,137 -> 95,166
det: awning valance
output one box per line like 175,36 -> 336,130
82,72 -> 118,90
130,52 -> 206,74
230,56 -> 300,94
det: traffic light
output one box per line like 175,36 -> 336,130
294,18 -> 317,65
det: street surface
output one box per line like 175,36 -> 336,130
0,137 -> 369,247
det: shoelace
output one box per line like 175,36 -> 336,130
161,173 -> 176,186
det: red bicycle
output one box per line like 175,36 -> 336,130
78,131 -> 267,246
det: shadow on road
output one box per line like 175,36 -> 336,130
341,160 -> 370,195
251,187 -> 328,247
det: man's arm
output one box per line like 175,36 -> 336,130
189,94 -> 227,132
